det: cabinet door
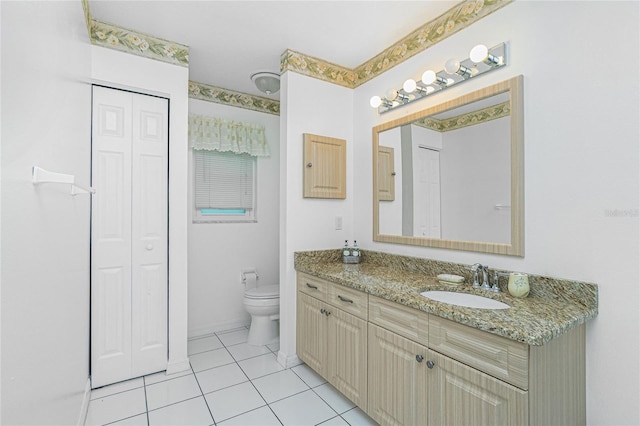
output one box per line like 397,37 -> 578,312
377,145 -> 395,201
427,350 -> 528,426
328,308 -> 368,410
296,293 -> 328,375
303,133 -> 346,199
368,324 -> 428,426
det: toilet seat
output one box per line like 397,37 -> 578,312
244,284 -> 279,299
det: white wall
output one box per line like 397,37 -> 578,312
440,117 -> 510,243
187,99 -> 280,337
91,46 -> 190,374
279,71 -> 354,366
352,2 -> 639,424
1,2 -> 91,424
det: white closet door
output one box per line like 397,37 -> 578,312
91,86 -> 168,388
414,146 -> 442,238
130,93 -> 168,376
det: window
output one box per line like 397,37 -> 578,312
193,150 -> 257,223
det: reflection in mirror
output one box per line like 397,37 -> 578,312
373,75 -> 523,256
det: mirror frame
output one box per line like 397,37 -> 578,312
372,75 -> 524,256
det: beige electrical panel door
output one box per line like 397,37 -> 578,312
377,145 -> 395,201
303,133 -> 346,199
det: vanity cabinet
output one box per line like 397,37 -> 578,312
296,273 -> 368,409
296,274 -> 586,425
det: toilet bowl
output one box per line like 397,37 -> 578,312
243,284 -> 280,346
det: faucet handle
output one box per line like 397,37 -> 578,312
491,271 -> 511,293
464,263 -> 482,287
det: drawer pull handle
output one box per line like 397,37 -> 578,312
306,283 -> 318,289
338,295 -> 354,303
416,355 -> 424,363
426,360 -> 435,369
320,308 -> 326,314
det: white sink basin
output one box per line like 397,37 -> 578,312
421,291 -> 510,310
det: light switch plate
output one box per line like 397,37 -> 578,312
335,216 -> 343,230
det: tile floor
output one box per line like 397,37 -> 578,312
85,326 -> 378,425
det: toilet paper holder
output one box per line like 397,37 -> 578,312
241,268 -> 259,283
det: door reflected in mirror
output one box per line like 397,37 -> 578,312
373,75 -> 523,256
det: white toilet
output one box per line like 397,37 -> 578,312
242,271 -> 279,346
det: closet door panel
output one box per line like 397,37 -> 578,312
91,87 -> 134,387
131,94 -> 168,375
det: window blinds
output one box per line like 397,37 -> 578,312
194,150 -> 254,210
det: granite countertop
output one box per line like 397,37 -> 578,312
294,250 -> 598,346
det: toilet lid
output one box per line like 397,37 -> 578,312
245,285 -> 279,299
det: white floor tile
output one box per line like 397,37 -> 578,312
314,383 -> 356,414
196,363 -> 248,394
341,407 -> 378,425
226,342 -> 271,361
188,335 -> 224,355
190,347 -> 235,372
251,369 -> 309,404
318,415 -> 350,426
147,396 -> 214,426
218,406 -> 281,426
217,328 -> 249,346
237,353 -> 284,379
291,363 -> 327,388
145,374 -> 202,411
144,369 -> 192,386
108,414 -> 149,425
85,387 -> 146,426
269,389 -> 336,426
266,342 -> 280,353
91,377 -> 144,400
204,381 -> 266,422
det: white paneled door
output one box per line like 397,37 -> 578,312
91,86 -> 168,388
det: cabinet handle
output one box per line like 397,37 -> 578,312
337,295 -> 354,303
391,172 -> 396,176
325,310 -> 331,316
426,360 -> 435,369
320,308 -> 325,314
415,355 -> 424,363
306,163 -> 313,168
306,283 -> 318,289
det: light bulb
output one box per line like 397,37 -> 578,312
444,59 -> 461,74
421,70 -> 437,85
469,44 -> 489,63
370,96 -> 382,108
403,79 -> 417,93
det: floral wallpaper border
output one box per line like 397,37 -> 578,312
415,101 -> 510,132
281,0 -> 513,89
90,20 -> 189,68
188,81 -> 281,116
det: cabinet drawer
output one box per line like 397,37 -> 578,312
297,272 -> 329,301
369,296 -> 429,347
429,316 -> 529,390
327,283 -> 368,320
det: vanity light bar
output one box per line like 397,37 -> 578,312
371,42 -> 507,114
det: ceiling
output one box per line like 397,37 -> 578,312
89,1 -> 459,99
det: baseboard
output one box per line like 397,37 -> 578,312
277,351 -> 301,369
166,357 -> 191,375
77,378 -> 91,426
188,319 -> 251,340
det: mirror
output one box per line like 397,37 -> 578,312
373,75 -> 523,256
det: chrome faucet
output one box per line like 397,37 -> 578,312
481,265 -> 491,290
465,263 -> 482,288
492,271 -> 510,293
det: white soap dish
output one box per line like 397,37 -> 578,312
437,274 -> 465,284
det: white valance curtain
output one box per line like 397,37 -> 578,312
188,114 -> 270,157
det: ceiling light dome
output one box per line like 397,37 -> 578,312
250,71 -> 280,95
